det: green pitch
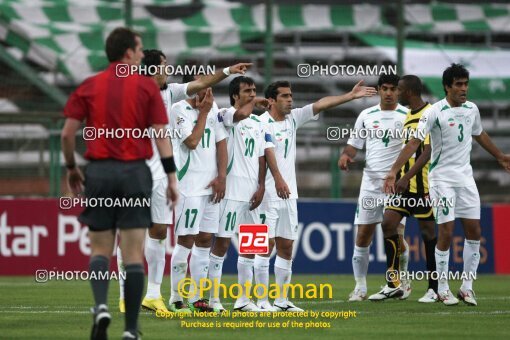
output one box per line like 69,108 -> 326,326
1,275 -> 509,339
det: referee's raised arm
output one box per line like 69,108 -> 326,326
60,27 -> 173,340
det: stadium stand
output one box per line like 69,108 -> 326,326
1,0 -> 509,201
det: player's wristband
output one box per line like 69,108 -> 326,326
223,67 -> 231,76
161,156 -> 176,174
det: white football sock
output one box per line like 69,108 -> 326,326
435,247 -> 450,294
116,246 -> 125,300
400,238 -> 409,274
235,256 -> 254,306
208,253 -> 225,302
274,256 -> 292,305
254,255 -> 270,303
352,245 -> 369,293
461,239 -> 480,291
188,246 -> 211,304
169,244 -> 190,304
145,237 -> 166,299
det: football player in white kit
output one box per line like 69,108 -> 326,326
339,74 -> 408,301
260,79 -> 377,311
116,49 -> 251,314
168,74 -> 228,313
384,64 -> 510,306
208,76 -> 288,312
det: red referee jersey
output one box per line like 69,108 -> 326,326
63,62 -> 168,161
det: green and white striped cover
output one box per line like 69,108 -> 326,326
0,1 -> 388,82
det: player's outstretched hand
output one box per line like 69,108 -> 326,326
275,175 -> 291,199
383,171 -> 397,194
206,176 -> 226,204
350,80 -> 377,99
167,173 -> 179,209
497,154 -> 510,173
253,97 -> 270,110
395,178 -> 409,193
67,167 -> 84,196
197,88 -> 214,115
338,154 -> 355,171
229,63 -> 253,75
249,186 -> 265,210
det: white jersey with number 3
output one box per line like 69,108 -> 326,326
260,104 -> 317,201
170,99 -> 227,197
347,104 -> 407,190
219,107 -> 274,202
416,98 -> 483,188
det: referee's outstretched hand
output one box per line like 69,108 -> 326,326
67,167 -> 84,196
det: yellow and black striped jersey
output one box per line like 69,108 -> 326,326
397,103 -> 431,194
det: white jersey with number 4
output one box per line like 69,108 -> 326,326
219,107 -> 274,202
170,99 -> 227,197
147,83 -> 190,180
347,104 -> 407,190
416,98 -> 483,188
260,104 -> 318,201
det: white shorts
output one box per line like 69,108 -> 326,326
260,199 -> 299,241
429,185 -> 480,224
354,176 -> 407,226
217,199 -> 262,238
174,195 -> 220,236
150,177 -> 172,225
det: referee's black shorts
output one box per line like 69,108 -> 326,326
79,159 -> 153,231
385,192 -> 435,221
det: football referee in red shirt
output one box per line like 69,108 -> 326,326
61,27 -> 178,340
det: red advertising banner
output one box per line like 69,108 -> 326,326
493,204 -> 510,274
0,199 -> 176,276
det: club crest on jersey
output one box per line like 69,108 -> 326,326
372,120 -> 380,128
448,118 -> 455,127
394,121 -> 403,129
208,117 -> 215,126
465,117 -> 472,125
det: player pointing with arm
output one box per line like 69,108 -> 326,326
384,64 -> 510,306
259,79 -> 376,311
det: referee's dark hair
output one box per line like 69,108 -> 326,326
105,27 -> 140,62
401,75 -> 423,96
442,63 -> 469,95
229,76 -> 255,106
378,74 -> 400,87
142,49 -> 166,75
265,80 -> 291,100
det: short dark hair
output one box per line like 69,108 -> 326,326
265,80 -> 291,100
378,74 -> 400,87
401,75 -> 422,96
229,76 -> 255,106
442,63 -> 469,94
105,27 -> 140,62
182,66 -> 200,84
142,49 -> 166,75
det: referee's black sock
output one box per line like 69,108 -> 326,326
384,234 -> 401,288
89,255 -> 110,307
124,263 -> 144,333
424,237 -> 438,293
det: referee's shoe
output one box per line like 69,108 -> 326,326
90,304 -> 111,340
